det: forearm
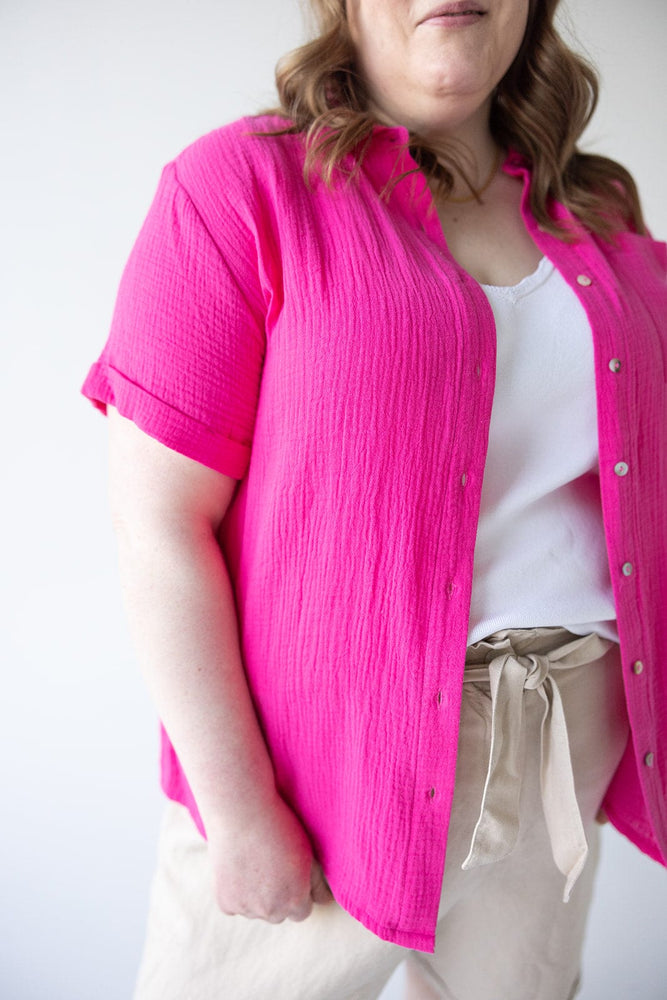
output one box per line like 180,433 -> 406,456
114,518 -> 277,833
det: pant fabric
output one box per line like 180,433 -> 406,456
133,627 -> 630,1000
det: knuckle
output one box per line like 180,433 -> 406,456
290,898 -> 313,922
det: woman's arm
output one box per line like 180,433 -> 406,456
107,406 -> 332,921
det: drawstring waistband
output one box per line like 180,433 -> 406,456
460,628 -> 615,902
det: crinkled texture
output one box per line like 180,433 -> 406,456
82,116 -> 667,952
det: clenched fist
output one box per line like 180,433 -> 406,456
206,791 -> 334,923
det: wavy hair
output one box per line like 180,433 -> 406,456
258,0 -> 644,241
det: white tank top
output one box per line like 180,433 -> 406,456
467,255 -> 618,645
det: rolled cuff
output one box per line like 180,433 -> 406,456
81,361 -> 251,480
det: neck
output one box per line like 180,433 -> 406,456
420,101 -> 500,199
368,95 -> 501,200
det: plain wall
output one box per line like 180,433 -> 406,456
1,1 -> 665,998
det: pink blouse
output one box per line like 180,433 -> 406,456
82,116 -> 667,953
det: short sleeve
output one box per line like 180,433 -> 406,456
81,160 -> 267,480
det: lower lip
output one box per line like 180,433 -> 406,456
422,12 -> 485,27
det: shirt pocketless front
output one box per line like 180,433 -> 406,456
82,117 -> 667,952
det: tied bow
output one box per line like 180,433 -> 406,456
461,631 -> 614,902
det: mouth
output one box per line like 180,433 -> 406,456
419,2 -> 487,24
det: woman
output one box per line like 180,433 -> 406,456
82,0 -> 667,997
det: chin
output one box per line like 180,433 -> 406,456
427,57 -> 490,92
409,89 -> 490,139
424,70 -> 489,108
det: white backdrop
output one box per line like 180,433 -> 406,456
1,2 -> 665,998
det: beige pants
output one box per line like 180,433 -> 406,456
133,628 -> 630,1000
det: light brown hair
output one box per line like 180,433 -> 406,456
259,0 -> 645,241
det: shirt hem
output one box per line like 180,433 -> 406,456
81,361 -> 251,480
604,803 -> 667,866
332,887 -> 436,954
159,768 -> 438,953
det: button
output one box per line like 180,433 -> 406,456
644,752 -> 655,768
577,274 -> 592,286
474,363 -> 481,379
621,562 -> 634,577
461,473 -> 468,487
436,689 -> 443,705
614,461 -> 629,477
609,358 -> 622,373
429,787 -> 436,798
632,660 -> 644,675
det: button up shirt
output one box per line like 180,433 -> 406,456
82,116 -> 667,953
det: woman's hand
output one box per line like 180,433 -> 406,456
206,791 -> 334,923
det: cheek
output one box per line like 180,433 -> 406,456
350,5 -> 408,81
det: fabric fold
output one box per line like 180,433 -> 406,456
460,630 -> 614,902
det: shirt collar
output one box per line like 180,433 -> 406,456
359,127 -> 587,247
364,123 -> 531,179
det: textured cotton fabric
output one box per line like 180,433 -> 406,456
81,115 -> 667,952
132,628 -> 630,1000
470,257 -> 618,644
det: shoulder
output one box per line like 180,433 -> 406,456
169,114 -> 307,212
